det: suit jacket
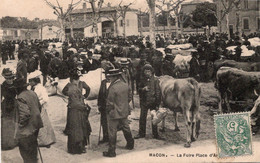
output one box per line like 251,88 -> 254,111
16,90 -> 43,139
16,59 -> 27,81
83,59 -> 100,73
106,79 -> 131,119
97,79 -> 108,113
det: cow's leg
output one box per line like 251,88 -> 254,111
218,91 -> 223,113
173,111 -> 180,131
159,117 -> 166,132
184,110 -> 192,148
224,92 -> 232,113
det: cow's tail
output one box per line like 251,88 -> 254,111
188,78 -> 201,109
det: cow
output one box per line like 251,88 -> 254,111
212,59 -> 260,80
45,68 -> 105,100
159,75 -> 201,148
215,67 -> 260,113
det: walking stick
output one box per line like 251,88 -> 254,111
37,146 -> 44,163
98,68 -> 103,145
98,122 -> 102,145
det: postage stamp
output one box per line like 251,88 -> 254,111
214,112 -> 253,158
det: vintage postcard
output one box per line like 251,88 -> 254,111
1,0 -> 260,162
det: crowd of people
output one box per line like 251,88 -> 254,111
1,31 -> 260,161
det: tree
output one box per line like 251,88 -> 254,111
44,0 -> 81,42
211,0 -> 241,38
118,0 -> 134,38
103,3 -> 121,37
192,2 -> 217,37
156,0 -> 185,38
85,0 -> 104,42
146,0 -> 156,48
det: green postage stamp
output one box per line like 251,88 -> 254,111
214,112 -> 253,158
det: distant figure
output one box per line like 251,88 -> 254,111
16,51 -> 28,81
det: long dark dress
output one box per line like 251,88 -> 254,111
62,81 -> 91,154
1,81 -> 18,150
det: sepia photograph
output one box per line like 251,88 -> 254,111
0,0 -> 260,162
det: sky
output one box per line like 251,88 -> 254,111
0,0 -> 209,20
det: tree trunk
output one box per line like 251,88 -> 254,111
139,15 -> 143,36
59,18 -> 66,42
226,13 -> 230,39
93,16 -> 99,43
149,4 -> 156,48
114,21 -> 118,37
175,16 -> 180,39
167,13 -> 171,37
123,17 -> 126,38
218,20 -> 222,33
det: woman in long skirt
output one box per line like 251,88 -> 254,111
62,70 -> 91,154
28,71 -> 56,147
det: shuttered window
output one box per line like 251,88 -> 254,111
243,18 -> 249,30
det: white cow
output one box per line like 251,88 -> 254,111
45,68 -> 105,100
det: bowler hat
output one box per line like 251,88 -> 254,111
118,58 -> 130,65
87,51 -> 93,56
2,68 -> 15,79
106,69 -> 122,77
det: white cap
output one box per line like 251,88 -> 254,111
28,70 -> 42,80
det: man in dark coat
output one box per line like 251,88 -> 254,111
83,51 -> 100,73
48,52 -> 62,78
189,51 -> 200,81
134,64 -> 163,140
136,53 -> 150,94
103,69 -> 134,157
40,51 -> 52,85
14,78 -> 43,163
97,68 -> 112,144
161,53 -> 176,77
16,51 -> 28,81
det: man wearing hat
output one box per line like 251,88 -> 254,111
14,78 -> 43,163
103,69 -> 134,157
1,68 -> 16,116
161,53 -> 177,77
189,51 -> 200,81
97,67 -> 113,144
134,64 -> 163,140
83,51 -> 100,73
136,53 -> 150,94
16,50 -> 29,81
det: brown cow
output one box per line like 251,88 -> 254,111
159,75 -> 201,148
215,67 -> 260,113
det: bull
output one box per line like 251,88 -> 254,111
215,67 -> 260,113
159,75 -> 201,148
213,60 -> 260,79
45,68 -> 105,100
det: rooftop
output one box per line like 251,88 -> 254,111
71,6 -> 138,14
182,0 -> 213,5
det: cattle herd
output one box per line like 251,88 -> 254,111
1,33 -> 260,150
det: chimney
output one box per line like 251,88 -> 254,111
107,3 -> 111,7
83,2 -> 86,9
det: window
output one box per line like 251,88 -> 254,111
120,20 -> 123,27
90,27 -> 94,33
257,17 -> 260,30
126,19 -> 129,26
243,18 -> 249,30
49,27 -> 52,31
14,30 -> 18,37
244,0 -> 248,9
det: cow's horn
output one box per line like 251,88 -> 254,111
254,89 -> 259,96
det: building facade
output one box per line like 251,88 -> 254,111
68,3 -> 139,38
0,27 -> 39,41
214,0 -> 260,36
39,23 -> 61,40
